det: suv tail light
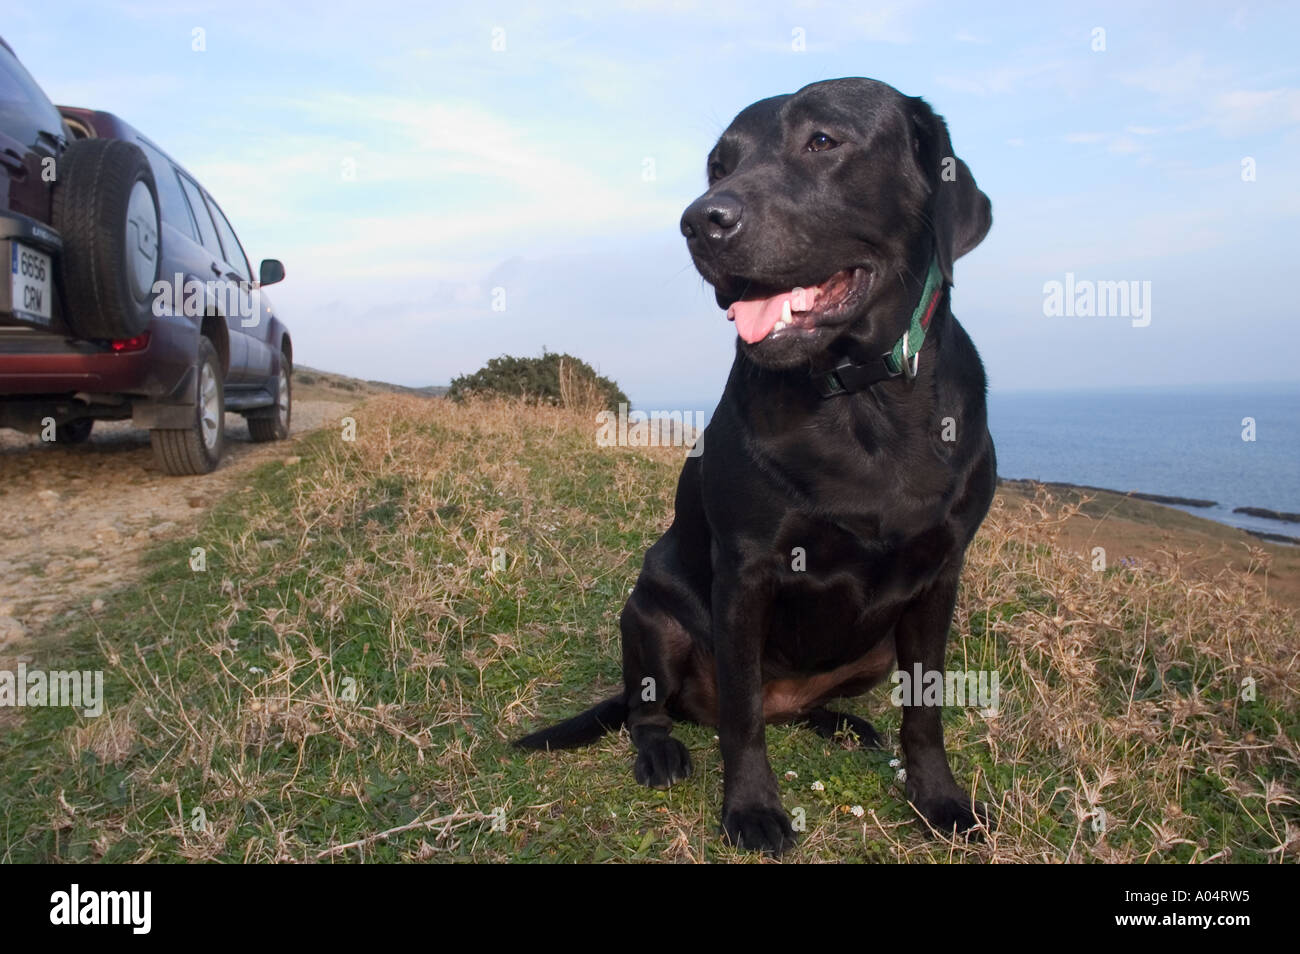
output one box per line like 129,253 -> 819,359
109,332 -> 150,352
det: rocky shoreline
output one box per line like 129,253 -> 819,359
999,478 -> 1217,508
998,478 -> 1300,545
1232,506 -> 1300,524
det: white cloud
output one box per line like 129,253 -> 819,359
1207,88 -> 1300,135
1118,54 -> 1300,137
181,92 -> 692,280
934,60 -> 1063,96
848,3 -> 914,44
1063,131 -> 1151,160
1119,54 -> 1226,98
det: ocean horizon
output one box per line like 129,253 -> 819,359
630,383 -> 1300,540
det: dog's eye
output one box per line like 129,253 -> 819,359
806,132 -> 839,153
708,161 -> 727,182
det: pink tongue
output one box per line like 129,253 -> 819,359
727,294 -> 788,344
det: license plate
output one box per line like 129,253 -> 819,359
10,241 -> 52,326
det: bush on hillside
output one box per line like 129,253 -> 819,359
448,351 -> 628,411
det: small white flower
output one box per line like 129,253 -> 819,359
889,757 -> 901,769
811,780 -> 825,792
249,666 -> 264,674
784,770 -> 798,781
850,805 -> 865,818
895,768 -> 908,783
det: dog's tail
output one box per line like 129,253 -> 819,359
513,695 -> 628,750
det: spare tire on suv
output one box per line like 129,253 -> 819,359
51,139 -> 161,340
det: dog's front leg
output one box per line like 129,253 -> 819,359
712,568 -> 796,855
621,590 -> 693,789
895,567 -> 992,835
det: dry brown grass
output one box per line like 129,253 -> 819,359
941,489 -> 1300,862
3,393 -> 1296,863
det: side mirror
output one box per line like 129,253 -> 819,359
259,259 -> 285,286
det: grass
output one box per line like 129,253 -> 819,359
1,394 -> 1297,863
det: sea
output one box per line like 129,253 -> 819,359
633,384 -> 1300,541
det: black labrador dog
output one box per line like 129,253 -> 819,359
517,77 -> 995,854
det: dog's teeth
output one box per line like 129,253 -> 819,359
781,300 -> 793,323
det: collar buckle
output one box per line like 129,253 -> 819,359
814,353 -> 902,398
901,330 -> 920,380
814,368 -> 849,398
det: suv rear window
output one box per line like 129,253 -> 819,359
0,43 -> 63,148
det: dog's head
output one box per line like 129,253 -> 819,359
681,78 -> 991,370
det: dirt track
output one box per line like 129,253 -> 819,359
0,400 -> 353,647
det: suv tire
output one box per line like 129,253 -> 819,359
150,337 -> 224,475
247,367 -> 291,442
51,139 -> 161,340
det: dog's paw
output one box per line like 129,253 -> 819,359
911,791 -> 995,838
722,803 -> 798,855
804,708 -> 885,749
633,736 -> 693,789
831,713 -> 884,749
844,716 -> 885,749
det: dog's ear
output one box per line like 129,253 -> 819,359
908,97 -> 991,285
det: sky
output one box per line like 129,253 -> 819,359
7,1 -> 1300,403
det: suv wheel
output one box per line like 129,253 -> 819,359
52,139 -> 161,340
150,338 -> 224,475
247,368 -> 291,442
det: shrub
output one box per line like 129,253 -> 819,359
448,351 -> 628,411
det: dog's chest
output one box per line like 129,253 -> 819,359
762,514 -> 956,667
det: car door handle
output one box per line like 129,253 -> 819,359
0,148 -> 26,173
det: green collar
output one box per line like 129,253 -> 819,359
814,256 -> 946,398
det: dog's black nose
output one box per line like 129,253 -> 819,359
680,193 -> 744,244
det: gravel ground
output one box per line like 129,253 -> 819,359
0,399 -> 354,647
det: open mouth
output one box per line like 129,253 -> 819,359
724,267 -> 871,344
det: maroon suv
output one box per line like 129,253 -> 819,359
0,37 -> 293,474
